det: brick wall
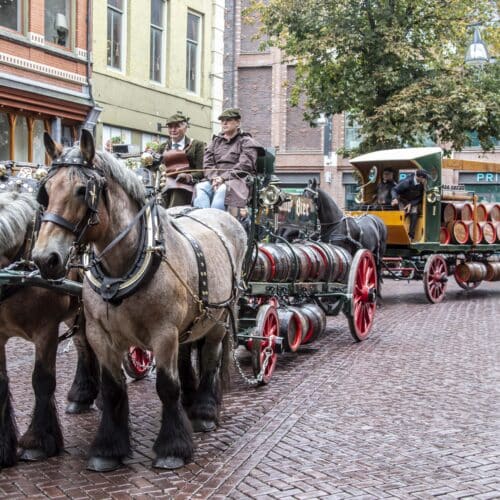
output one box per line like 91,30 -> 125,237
240,0 -> 268,54
285,66 -> 321,152
238,66 -> 272,147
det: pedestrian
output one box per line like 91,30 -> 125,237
391,169 -> 429,240
159,112 -> 204,207
193,108 -> 262,215
238,207 -> 251,233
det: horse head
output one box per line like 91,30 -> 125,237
302,178 -> 319,200
33,130 -> 109,279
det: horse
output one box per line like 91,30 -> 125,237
0,190 -> 99,468
32,130 -> 247,472
303,179 -> 387,291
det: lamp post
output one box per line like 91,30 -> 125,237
465,26 -> 490,66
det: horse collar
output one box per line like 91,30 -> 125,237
83,201 -> 162,305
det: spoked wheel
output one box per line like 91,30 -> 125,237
346,249 -> 377,342
122,347 -> 155,380
454,269 -> 482,291
423,255 -> 448,304
251,304 -> 279,385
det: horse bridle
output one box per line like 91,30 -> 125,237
37,153 -> 107,246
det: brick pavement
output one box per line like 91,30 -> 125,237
0,280 -> 498,499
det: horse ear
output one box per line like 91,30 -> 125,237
43,132 -> 62,160
80,129 -> 95,164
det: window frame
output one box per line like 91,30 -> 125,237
44,0 -> 71,49
186,10 -> 202,94
0,0 -> 22,32
344,113 -> 362,150
149,0 -> 166,83
107,0 -> 126,72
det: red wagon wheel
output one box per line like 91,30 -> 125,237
122,347 -> 155,380
251,304 -> 279,385
454,269 -> 482,291
423,254 -> 448,304
346,249 -> 377,342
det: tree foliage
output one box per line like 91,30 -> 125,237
249,0 -> 500,153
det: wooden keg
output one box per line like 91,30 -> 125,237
491,203 -> 500,221
326,244 -> 353,283
494,221 -> 500,242
467,221 -> 482,245
449,220 -> 470,244
277,308 -> 303,352
249,247 -> 272,281
440,226 -> 451,244
455,262 -> 488,282
477,202 -> 500,222
300,303 -> 326,344
485,262 -> 500,281
443,202 -> 473,223
286,306 -> 310,343
479,221 -> 497,244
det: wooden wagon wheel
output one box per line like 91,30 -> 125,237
454,268 -> 482,291
251,304 -> 279,385
346,249 -> 377,342
122,347 -> 155,380
423,254 -> 448,304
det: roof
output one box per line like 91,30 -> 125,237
351,147 -> 442,170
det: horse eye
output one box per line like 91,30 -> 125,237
76,186 -> 86,198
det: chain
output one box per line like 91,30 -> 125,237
230,332 -> 260,386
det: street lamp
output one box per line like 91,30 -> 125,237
465,26 -> 490,66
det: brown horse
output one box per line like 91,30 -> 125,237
0,190 -> 99,468
33,130 -> 247,472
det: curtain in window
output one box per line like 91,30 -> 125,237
14,116 -> 28,162
0,113 -> 10,161
0,0 -> 20,30
32,120 -> 46,165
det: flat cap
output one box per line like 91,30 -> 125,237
218,108 -> 241,120
165,112 -> 189,125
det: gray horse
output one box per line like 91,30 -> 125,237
33,130 -> 247,472
0,190 -> 99,468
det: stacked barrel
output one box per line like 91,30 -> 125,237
249,242 -> 352,283
455,256 -> 500,282
441,201 -> 500,244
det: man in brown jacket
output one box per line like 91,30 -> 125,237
158,112 -> 204,207
193,108 -> 262,213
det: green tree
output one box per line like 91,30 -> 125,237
250,0 -> 499,154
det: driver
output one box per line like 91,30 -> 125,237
373,167 -> 396,208
391,169 -> 429,241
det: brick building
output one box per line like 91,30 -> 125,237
0,0 -> 94,164
224,1 -> 499,206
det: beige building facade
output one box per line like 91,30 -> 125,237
92,0 -> 225,152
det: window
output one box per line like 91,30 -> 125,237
0,0 -> 20,31
465,131 -> 499,149
32,120 -> 46,165
107,0 -> 124,70
344,114 -> 362,150
186,12 -> 201,93
142,133 -> 166,152
0,113 -> 10,160
150,0 -> 165,82
102,125 -> 132,150
45,0 -> 70,47
14,116 -> 28,162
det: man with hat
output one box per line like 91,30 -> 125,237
193,108 -> 262,214
373,167 -> 397,208
391,169 -> 429,241
158,112 -> 204,207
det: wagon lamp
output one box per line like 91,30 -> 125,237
465,26 -> 490,66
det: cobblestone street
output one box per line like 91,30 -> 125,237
0,279 -> 499,499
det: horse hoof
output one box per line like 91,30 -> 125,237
18,448 -> 47,462
191,418 -> 217,433
87,456 -> 122,472
153,456 -> 185,469
65,401 -> 92,414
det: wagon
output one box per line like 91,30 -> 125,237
235,149 -> 379,385
348,147 -> 500,303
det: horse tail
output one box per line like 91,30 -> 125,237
220,306 -> 235,393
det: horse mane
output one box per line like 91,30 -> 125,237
0,191 -> 39,255
94,151 -> 147,206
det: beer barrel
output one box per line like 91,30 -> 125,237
327,244 -> 352,283
277,308 -> 303,352
290,245 -> 313,281
440,226 -> 451,244
304,242 -> 330,281
443,202 -> 473,223
479,221 -> 497,244
468,221 -> 482,245
259,244 -> 291,282
477,202 -> 500,222
485,262 -> 500,281
455,262 -> 488,282
249,247 -> 272,281
300,303 -> 326,344
449,220 -> 470,244
494,221 -> 500,242
275,243 -> 300,281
